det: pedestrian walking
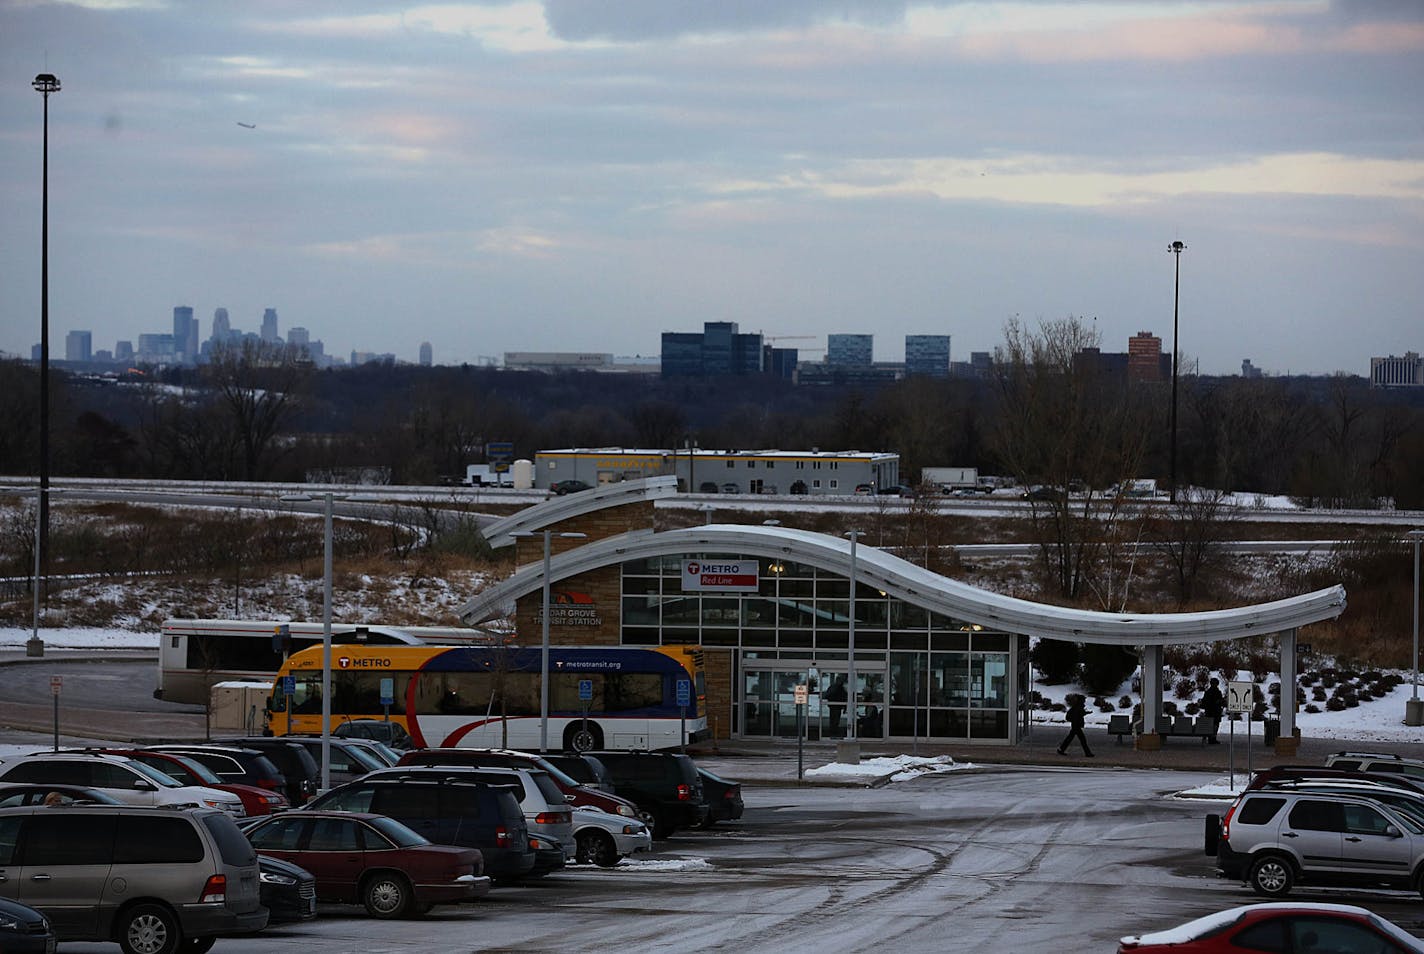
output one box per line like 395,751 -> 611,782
1057,694 -> 1094,757
1202,677 -> 1225,744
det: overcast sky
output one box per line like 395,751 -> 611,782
2,1 -> 1421,374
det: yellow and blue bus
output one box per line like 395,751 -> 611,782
269,644 -> 708,752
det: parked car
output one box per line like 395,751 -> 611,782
243,810 -> 489,918
0,896 -> 56,954
877,484 -> 916,497
208,737 -> 322,805
1327,750 -> 1424,782
543,753 -> 618,795
0,752 -> 245,816
333,719 -> 413,750
572,806 -> 652,867
88,748 -> 288,816
720,482 -> 739,494
397,748 -> 641,819
853,483 -> 874,495
697,481 -> 720,494
275,737 -> 386,786
585,751 -> 708,838
366,765 -> 573,875
257,854 -> 318,923
697,767 -> 744,827
0,803 -> 267,952
1023,485 -> 1065,502
147,743 -> 299,806
1208,788 -> 1424,898
1119,902 -> 1424,953
1247,764 -> 1424,796
551,479 -> 592,495
303,774 -> 536,884
1253,779 -> 1424,827
0,783 -> 123,808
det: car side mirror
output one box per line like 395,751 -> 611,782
1386,825 -> 1402,838
565,793 -> 577,803
133,780 -> 155,791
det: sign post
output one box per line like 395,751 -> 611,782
281,674 -> 296,737
794,683 -> 809,781
380,676 -> 394,723
50,675 -> 61,751
578,679 -> 593,747
676,678 -> 691,754
1227,679 -> 1253,789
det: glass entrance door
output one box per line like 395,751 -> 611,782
741,661 -> 885,741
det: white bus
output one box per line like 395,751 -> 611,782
154,618 -> 488,705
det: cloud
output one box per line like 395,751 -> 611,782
269,3 -> 576,53
543,0 -> 907,42
304,227 -> 562,265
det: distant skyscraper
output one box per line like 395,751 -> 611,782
904,335 -> 950,377
261,308 -> 279,343
212,307 -> 230,341
660,321 -> 764,377
288,326 -> 310,348
827,334 -> 873,367
115,340 -> 134,362
137,333 -> 177,362
173,306 -> 194,360
1370,351 -> 1423,387
65,330 -> 92,362
419,341 -> 433,366
1127,331 -> 1163,382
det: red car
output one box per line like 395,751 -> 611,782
1119,902 -> 1424,953
92,747 -> 288,816
243,810 -> 490,918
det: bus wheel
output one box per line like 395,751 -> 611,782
564,723 -> 603,753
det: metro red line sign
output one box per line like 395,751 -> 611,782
681,559 -> 760,592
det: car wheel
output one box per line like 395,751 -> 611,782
564,723 -> 603,753
1248,854 -> 1294,898
1203,814 -> 1220,856
651,814 -> 677,840
179,939 -> 217,954
362,871 -> 412,919
118,903 -> 183,954
577,829 -> 620,867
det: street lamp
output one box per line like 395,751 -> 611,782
32,73 -> 60,657
1407,529 -> 1424,727
513,529 -> 587,752
1168,240 -> 1186,504
280,492 -> 345,790
4,486 -> 60,657
844,529 -> 862,756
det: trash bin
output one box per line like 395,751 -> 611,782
1263,718 -> 1280,746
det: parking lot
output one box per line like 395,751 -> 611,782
30,761 -> 1424,953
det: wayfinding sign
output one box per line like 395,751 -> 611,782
681,559 -> 759,592
1227,680 -> 1254,714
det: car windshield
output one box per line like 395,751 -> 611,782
164,754 -> 224,785
367,814 -> 429,848
342,744 -> 385,772
364,742 -> 400,765
530,759 -> 582,789
124,759 -> 183,788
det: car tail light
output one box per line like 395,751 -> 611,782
199,875 -> 227,903
1221,801 -> 1239,843
724,789 -> 738,801
495,825 -> 510,849
534,811 -> 569,825
676,783 -> 691,801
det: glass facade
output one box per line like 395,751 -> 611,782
620,554 -> 1015,742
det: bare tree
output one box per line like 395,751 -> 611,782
1143,486 -> 1237,607
204,340 -> 309,481
989,315 -> 1154,601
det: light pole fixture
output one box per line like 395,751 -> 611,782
844,529 -> 862,745
32,73 -> 60,658
513,529 -> 587,752
1407,529 -> 1424,726
1168,239 -> 1186,504
280,492 -> 346,790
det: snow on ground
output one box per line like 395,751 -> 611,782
806,754 -> 974,783
0,626 -> 159,649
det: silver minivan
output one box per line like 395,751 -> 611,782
0,804 -> 267,953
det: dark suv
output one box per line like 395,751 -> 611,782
305,776 -> 536,884
211,738 -> 322,805
586,751 -> 707,838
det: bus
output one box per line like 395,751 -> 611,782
156,618 -> 442,705
268,644 -> 709,752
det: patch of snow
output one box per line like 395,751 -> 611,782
806,754 -> 971,783
613,857 -> 713,872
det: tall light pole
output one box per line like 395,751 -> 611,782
1407,529 -> 1424,727
514,529 -> 586,752
30,73 -> 60,659
1168,240 -> 1186,504
843,529 -> 862,758
3,486 -> 58,658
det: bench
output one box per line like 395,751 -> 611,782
1107,714 -> 1131,744
1132,715 -> 1214,744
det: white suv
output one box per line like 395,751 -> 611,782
1326,751 -> 1424,783
0,753 -> 245,816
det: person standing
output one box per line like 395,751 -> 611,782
1057,694 -> 1094,757
1202,677 -> 1225,744
824,675 -> 848,737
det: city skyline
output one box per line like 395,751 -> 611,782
2,2 -> 1422,374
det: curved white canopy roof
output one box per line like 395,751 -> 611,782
481,475 -> 679,549
457,524 -> 1346,646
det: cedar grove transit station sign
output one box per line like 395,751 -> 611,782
681,559 -> 760,593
